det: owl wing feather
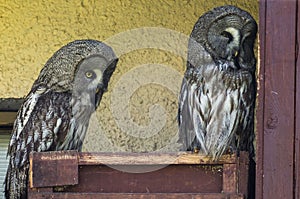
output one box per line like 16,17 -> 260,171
5,88 -> 73,199
5,39 -> 118,199
178,70 -> 209,153
178,77 -> 196,151
178,66 -> 254,160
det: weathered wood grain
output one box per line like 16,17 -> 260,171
29,151 -> 78,188
256,1 -> 266,198
28,193 -> 245,199
28,151 -> 248,198
64,164 -> 223,193
295,0 -> 300,198
78,152 -> 239,165
257,1 -> 297,199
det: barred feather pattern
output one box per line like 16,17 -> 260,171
178,64 -> 255,160
178,5 -> 257,160
4,40 -> 118,199
5,89 -> 95,199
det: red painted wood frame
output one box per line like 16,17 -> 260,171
257,0 -> 299,198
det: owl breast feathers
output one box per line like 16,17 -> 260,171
5,40 -> 118,199
178,5 -> 257,160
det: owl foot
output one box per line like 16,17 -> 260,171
193,147 -> 200,153
225,146 -> 237,156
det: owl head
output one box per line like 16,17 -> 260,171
188,5 -> 257,72
34,39 -> 118,108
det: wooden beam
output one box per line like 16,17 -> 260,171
0,98 -> 24,111
29,151 -> 248,198
0,98 -> 23,127
256,1 -> 266,198
78,152 -> 240,165
259,1 -> 297,199
65,164 -> 223,193
28,193 -> 245,199
0,112 -> 17,126
294,0 -> 300,198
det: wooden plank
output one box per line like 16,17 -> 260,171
294,0 -> 300,198
29,151 -> 248,196
29,151 -> 78,188
237,154 -> 249,197
78,152 -> 239,165
28,187 -> 53,196
0,98 -> 23,126
28,193 -> 245,199
0,112 -> 17,126
256,1 -> 266,198
63,164 -> 223,193
262,1 -> 297,199
0,98 -> 24,111
222,164 -> 237,193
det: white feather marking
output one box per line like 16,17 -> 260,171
26,135 -> 32,145
33,130 -> 39,142
225,27 -> 240,47
16,87 -> 46,139
88,69 -> 103,90
45,139 -> 52,150
193,110 -> 207,154
46,109 -> 53,121
9,134 -> 16,147
53,118 -> 62,134
79,125 -> 87,142
187,81 -> 209,154
39,142 -> 46,151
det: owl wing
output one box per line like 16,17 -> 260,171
178,73 -> 208,153
5,86 -> 72,199
236,79 -> 256,158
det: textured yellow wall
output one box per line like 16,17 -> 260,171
0,0 -> 258,152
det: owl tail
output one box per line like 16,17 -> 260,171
4,160 -> 28,199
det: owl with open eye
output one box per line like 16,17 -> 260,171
4,40 -> 118,199
178,5 -> 257,160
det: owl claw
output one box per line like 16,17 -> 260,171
193,147 -> 200,153
226,146 -> 236,155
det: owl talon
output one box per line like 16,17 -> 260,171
193,147 -> 200,153
225,146 -> 236,156
178,5 -> 256,162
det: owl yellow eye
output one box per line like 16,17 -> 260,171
85,71 -> 94,78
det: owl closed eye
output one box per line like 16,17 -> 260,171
178,5 -> 257,161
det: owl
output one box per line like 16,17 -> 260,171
178,5 -> 257,160
4,40 -> 118,199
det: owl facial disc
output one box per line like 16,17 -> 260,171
224,27 -> 240,60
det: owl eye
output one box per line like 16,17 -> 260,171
221,31 -> 233,43
85,71 -> 94,78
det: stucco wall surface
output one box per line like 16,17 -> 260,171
0,0 -> 258,152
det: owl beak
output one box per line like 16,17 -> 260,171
94,83 -> 105,108
234,50 -> 239,57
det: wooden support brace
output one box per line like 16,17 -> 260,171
28,151 -> 248,199
29,150 -> 78,188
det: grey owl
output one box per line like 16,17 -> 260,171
178,5 -> 257,160
5,40 -> 118,199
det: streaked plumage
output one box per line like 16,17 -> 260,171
5,40 -> 118,198
178,5 -> 257,160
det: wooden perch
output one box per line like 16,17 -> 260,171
28,151 -> 249,199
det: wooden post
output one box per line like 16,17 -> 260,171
257,0 -> 297,198
294,0 -> 300,198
